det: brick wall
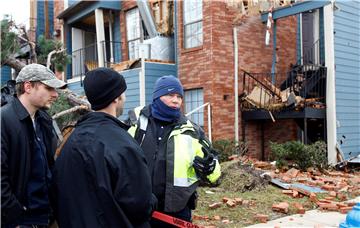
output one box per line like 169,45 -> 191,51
177,1 -> 298,160
53,0 -> 64,41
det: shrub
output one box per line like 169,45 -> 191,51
212,139 -> 247,163
270,141 -> 328,171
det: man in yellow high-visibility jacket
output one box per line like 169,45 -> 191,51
128,75 -> 221,227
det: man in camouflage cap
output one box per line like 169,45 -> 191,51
1,64 -> 66,227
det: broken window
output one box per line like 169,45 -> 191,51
185,88 -> 204,127
126,8 -> 141,60
183,0 -> 203,49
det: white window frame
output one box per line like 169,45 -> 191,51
184,88 -> 204,127
183,0 -> 203,49
126,8 -> 141,60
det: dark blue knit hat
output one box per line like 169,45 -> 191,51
152,75 -> 184,100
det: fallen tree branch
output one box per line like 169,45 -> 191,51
47,48 -> 66,68
52,105 -> 90,119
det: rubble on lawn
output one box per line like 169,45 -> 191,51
225,154 -> 360,215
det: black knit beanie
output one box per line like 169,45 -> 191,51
84,67 -> 127,111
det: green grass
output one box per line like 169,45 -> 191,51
193,185 -> 316,227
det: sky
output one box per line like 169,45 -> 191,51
0,0 -> 30,29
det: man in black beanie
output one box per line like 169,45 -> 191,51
52,68 -> 157,228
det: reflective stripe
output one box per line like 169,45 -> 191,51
139,115 -> 148,131
173,176 -> 197,187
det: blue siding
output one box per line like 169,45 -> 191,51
67,80 -> 85,95
113,12 -> 121,62
334,0 -> 360,159
119,63 -> 176,120
144,63 -> 177,105
1,66 -> 12,85
121,69 -> 141,120
66,26 -> 72,79
48,1 -> 54,37
36,1 -> 45,39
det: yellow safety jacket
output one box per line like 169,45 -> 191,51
128,106 -> 221,212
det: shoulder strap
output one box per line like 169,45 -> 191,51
55,124 -> 75,160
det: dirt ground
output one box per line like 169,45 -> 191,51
192,159 -> 360,228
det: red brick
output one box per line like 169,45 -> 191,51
254,214 -> 269,223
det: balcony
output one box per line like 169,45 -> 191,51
241,65 -> 327,121
71,40 -> 122,79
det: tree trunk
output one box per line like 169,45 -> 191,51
3,57 -> 26,73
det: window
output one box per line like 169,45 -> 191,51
183,0 -> 203,49
126,8 -> 141,59
184,89 -> 204,127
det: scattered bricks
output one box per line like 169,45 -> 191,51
321,184 -> 336,191
254,214 -> 269,223
337,193 -> 348,201
297,177 -> 308,183
290,187 -> 311,197
329,191 -> 337,197
324,196 -> 335,201
226,200 -> 236,207
309,193 -> 318,203
336,202 -> 348,208
234,198 -> 243,205
222,197 -> 231,203
209,202 -> 222,209
319,199 -> 333,204
293,202 -> 305,214
213,215 -> 221,221
282,190 -> 293,196
339,206 -> 353,214
281,175 -> 292,183
292,190 -> 299,198
272,202 -> 289,214
347,202 -> 356,207
319,203 -> 338,211
254,161 -> 271,169
286,168 -> 300,178
242,200 -> 250,206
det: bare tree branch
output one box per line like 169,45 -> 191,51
47,48 -> 66,68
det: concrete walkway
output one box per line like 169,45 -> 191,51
246,197 -> 360,228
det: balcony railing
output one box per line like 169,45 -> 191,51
241,65 -> 327,111
71,41 -> 122,78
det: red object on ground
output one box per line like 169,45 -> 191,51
152,211 -> 203,228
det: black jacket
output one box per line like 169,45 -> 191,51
53,112 -> 156,228
1,98 -> 58,225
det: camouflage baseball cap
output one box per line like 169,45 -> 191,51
16,64 -> 66,88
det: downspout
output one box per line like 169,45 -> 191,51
109,10 -> 114,63
137,0 -> 158,38
174,0 -> 178,74
324,2 -> 337,165
271,20 -> 277,83
233,27 -> 239,144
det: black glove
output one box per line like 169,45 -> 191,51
193,148 -> 216,178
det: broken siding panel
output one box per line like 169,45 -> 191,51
334,0 -> 360,159
144,62 -> 177,105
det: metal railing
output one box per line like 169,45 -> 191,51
71,41 -> 122,78
300,39 -> 325,66
241,65 -> 327,111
